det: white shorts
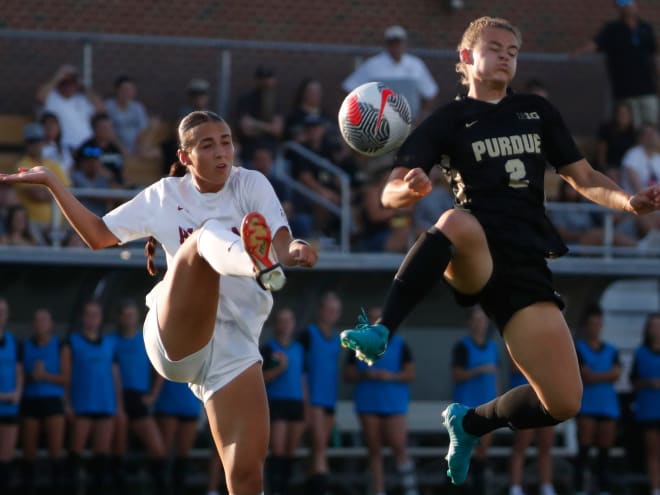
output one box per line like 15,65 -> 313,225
143,301 -> 263,404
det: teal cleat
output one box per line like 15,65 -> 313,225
340,308 -> 389,366
442,403 -> 480,485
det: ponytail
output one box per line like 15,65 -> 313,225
144,160 -> 188,276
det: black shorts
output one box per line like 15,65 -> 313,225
154,412 -> 199,422
21,396 -> 65,418
450,241 -> 564,331
123,390 -> 150,420
577,413 -> 618,422
638,419 -> 660,430
269,399 -> 304,422
0,415 -> 18,425
74,413 -> 113,420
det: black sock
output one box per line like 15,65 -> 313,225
89,454 -> 112,486
68,452 -> 83,488
267,455 -> 286,495
379,227 -> 453,333
462,385 -> 561,436
282,456 -> 294,493
173,456 -> 189,493
305,473 -> 328,495
51,457 -> 68,487
596,447 -> 611,491
21,460 -> 35,489
0,461 -> 11,488
574,445 -> 590,491
148,458 -> 168,491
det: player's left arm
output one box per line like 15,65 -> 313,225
559,159 -> 660,215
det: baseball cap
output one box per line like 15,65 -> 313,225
24,123 -> 45,143
187,78 -> 210,94
384,25 -> 407,41
616,0 -> 634,6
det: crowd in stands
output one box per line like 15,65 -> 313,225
0,292 -> 658,495
0,16 -> 658,253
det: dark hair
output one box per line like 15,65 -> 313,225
292,77 -> 320,110
39,111 -> 64,153
145,110 -> 226,276
91,112 -> 111,129
581,303 -> 603,325
642,312 -> 660,348
114,74 -> 134,90
5,205 -> 33,242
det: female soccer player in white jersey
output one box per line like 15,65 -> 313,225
0,110 -> 318,495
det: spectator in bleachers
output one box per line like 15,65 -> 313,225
629,312 -> 660,495
573,304 -> 621,495
298,291 -> 343,495
575,0 -> 659,128
40,111 -> 75,176
70,145 -> 112,217
111,299 -> 167,492
362,167 -> 411,253
179,78 -> 211,118
596,101 -> 637,177
154,379 -> 202,495
236,65 -> 285,164
551,180 -> 638,248
261,307 -> 306,495
0,297 -> 21,490
451,307 -> 499,495
36,64 -> 104,151
621,124 -> 660,237
79,112 -> 126,186
14,122 -> 71,243
344,306 -> 419,495
342,25 -> 438,122
0,184 -> 19,239
65,300 -> 121,492
412,166 -> 453,237
19,307 -> 69,494
286,78 -> 337,144
0,205 -> 38,246
508,360 -> 557,495
105,75 -> 149,154
288,114 -> 342,237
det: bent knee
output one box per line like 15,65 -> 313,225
228,462 -> 264,494
546,389 -> 582,421
435,209 -> 485,247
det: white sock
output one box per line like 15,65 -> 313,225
540,483 -> 556,495
509,485 -> 524,495
197,219 -> 254,277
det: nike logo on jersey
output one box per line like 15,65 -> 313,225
465,120 -> 478,128
472,133 -> 541,162
177,206 -> 184,211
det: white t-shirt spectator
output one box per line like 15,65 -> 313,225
105,98 -> 149,153
342,51 -> 438,118
621,145 -> 660,192
44,90 -> 95,151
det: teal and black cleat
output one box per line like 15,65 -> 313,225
442,403 -> 480,485
340,308 -> 389,366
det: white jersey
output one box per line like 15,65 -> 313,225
103,167 -> 290,337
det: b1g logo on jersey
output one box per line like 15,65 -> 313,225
516,112 -> 540,120
178,226 -> 194,245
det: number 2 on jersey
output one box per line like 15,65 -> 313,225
505,159 -> 529,188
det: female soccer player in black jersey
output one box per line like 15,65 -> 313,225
341,16 -> 660,486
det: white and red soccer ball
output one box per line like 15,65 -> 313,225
338,82 -> 412,157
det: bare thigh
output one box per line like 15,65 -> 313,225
44,415 -> 66,457
503,303 -> 583,421
91,417 -> 114,453
131,416 -> 167,457
0,424 -> 18,461
156,230 -> 220,361
285,421 -> 305,456
21,418 -> 41,460
359,415 -> 383,456
577,417 -> 597,445
436,209 -> 493,295
382,415 -> 409,462
175,420 -> 199,457
595,419 -> 617,448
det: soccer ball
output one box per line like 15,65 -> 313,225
338,82 -> 412,157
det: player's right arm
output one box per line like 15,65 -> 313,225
0,166 -> 119,249
381,166 -> 432,209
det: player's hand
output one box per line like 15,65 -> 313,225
32,360 -> 47,381
628,185 -> 660,215
0,166 -> 54,187
403,168 -> 432,197
274,351 -> 288,370
289,241 -> 318,268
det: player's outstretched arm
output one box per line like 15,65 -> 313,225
271,226 -> 318,268
381,166 -> 432,209
560,159 -> 660,215
0,166 -> 119,249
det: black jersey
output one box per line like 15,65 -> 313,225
394,93 -> 582,258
